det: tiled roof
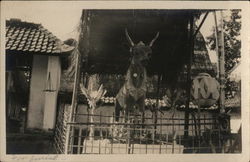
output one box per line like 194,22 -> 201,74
191,30 -> 215,75
6,19 -> 73,55
192,51 -> 214,72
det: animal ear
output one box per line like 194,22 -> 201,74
226,109 -> 231,114
125,29 -> 134,47
129,47 -> 133,53
149,32 -> 160,47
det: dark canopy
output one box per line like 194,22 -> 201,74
83,10 -> 202,79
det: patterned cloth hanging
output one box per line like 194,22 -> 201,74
191,73 -> 220,107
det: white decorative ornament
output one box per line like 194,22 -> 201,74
133,73 -> 138,77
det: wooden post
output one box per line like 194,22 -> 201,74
100,111 -> 103,140
197,91 -> 201,152
64,47 -> 81,154
184,13 -> 194,139
77,127 -> 83,154
197,88 -> 201,138
65,10 -> 88,154
127,113 -> 131,154
213,11 -> 220,78
218,11 -> 226,113
214,10 -> 225,112
159,113 -> 162,154
154,74 -> 161,142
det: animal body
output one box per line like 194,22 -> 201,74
115,29 -> 159,122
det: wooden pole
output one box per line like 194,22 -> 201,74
65,46 -> 81,154
213,11 -> 220,79
193,11 -> 209,37
197,88 -> 201,146
219,11 -> 225,112
65,10 -> 88,154
154,74 -> 161,141
184,13 -> 194,138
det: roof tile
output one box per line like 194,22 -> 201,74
29,48 -> 35,52
6,19 -> 74,55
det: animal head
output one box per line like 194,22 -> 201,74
125,29 -> 159,66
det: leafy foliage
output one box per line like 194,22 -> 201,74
206,10 -> 241,99
206,10 -> 241,73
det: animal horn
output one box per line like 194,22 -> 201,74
125,29 -> 134,47
149,32 -> 159,47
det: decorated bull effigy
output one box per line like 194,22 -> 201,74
115,29 -> 159,122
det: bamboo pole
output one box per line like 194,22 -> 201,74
65,10 -> 88,154
64,47 -> 81,154
213,11 -> 220,78
219,11 -> 225,112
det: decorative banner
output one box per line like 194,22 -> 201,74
191,73 -> 220,107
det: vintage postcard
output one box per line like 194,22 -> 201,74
0,1 -> 249,162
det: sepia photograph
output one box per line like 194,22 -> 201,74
0,1 -> 249,162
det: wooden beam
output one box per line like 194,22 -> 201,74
193,11 -> 209,38
184,13 -> 194,138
